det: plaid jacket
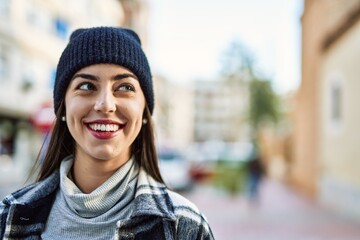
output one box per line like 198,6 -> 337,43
0,167 -> 214,240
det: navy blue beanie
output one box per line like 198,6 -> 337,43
53,26 -> 154,115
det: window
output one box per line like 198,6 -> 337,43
50,68 -> 56,89
0,119 -> 15,156
26,0 -> 38,26
331,84 -> 342,121
0,44 -> 9,81
26,1 -> 52,32
326,74 -> 344,135
54,17 -> 69,39
0,0 -> 9,18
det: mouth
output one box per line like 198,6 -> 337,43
88,123 -> 121,132
85,120 -> 125,139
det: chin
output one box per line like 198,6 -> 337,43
91,150 -> 130,163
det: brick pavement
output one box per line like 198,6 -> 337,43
184,179 -> 360,240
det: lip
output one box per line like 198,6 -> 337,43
85,119 -> 125,140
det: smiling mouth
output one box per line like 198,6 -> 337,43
88,123 -> 122,132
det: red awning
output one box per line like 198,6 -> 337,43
31,103 -> 56,133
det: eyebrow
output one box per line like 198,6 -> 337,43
71,73 -> 139,81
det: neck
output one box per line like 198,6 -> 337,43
71,154 -> 131,194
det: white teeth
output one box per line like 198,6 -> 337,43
89,123 -> 120,132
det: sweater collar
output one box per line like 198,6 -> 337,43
59,155 -> 136,218
4,157 -> 177,222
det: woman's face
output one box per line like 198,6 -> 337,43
64,64 -> 146,165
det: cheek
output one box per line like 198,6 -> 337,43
66,98 -> 84,117
120,97 -> 146,119
65,97 -> 91,128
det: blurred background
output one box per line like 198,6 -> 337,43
1,0 -> 360,239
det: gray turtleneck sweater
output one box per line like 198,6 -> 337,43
41,156 -> 139,240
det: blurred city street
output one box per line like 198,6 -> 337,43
184,179 -> 360,240
1,0 -> 360,239
2,176 -> 360,239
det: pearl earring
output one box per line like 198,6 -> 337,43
142,118 -> 148,125
61,116 -> 66,122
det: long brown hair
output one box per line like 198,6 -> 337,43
34,100 -> 164,184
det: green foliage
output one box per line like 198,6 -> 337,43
211,161 -> 247,196
220,40 -> 254,77
248,78 -> 280,134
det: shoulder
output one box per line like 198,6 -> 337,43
1,171 -> 59,206
136,168 -> 214,238
0,183 -> 39,238
168,190 -> 201,218
167,190 -> 214,239
0,173 -> 59,239
0,182 -> 50,238
137,167 -> 207,221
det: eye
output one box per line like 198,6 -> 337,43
76,82 -> 96,91
117,83 -> 135,92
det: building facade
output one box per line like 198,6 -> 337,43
0,0 -> 124,185
153,75 -> 194,150
293,0 -> 360,217
193,78 -> 250,143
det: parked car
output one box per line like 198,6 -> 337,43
185,141 -> 255,182
158,148 -> 193,192
185,141 -> 224,182
219,141 -> 255,163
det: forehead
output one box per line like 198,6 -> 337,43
74,64 -> 135,76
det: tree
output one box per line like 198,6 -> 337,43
248,78 -> 280,137
220,40 -> 254,80
220,39 -> 280,138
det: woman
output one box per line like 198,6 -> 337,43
0,27 -> 214,239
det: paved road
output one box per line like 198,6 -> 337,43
184,179 -> 360,240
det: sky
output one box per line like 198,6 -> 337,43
147,0 -> 304,94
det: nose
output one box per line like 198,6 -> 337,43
94,90 -> 116,113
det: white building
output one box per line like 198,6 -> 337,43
153,74 -> 194,150
0,0 -> 124,185
193,79 -> 250,142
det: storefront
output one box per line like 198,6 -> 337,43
0,107 -> 51,185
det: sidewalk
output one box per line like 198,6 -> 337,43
185,178 -> 360,240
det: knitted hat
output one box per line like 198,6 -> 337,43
53,27 -> 154,115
